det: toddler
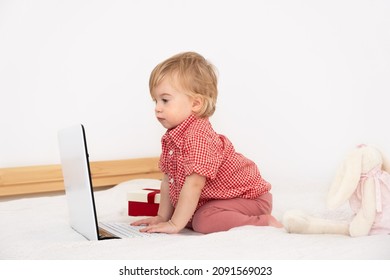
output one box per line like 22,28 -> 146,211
132,52 -> 282,234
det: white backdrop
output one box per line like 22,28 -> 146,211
1,0 -> 389,191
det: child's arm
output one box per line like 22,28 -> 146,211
131,174 -> 174,226
170,173 -> 206,229
157,174 -> 175,221
141,173 -> 206,233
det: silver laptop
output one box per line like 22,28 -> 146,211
58,124 -> 155,240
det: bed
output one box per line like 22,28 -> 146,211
1,157 -> 389,260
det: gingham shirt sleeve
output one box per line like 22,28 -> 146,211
181,129 -> 223,180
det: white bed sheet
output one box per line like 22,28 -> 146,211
1,179 -> 389,260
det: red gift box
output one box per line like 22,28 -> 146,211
127,186 -> 160,216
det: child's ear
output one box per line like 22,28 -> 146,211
192,96 -> 203,113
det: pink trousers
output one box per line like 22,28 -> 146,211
188,192 -> 273,234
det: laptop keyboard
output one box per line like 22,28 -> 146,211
99,222 -> 155,238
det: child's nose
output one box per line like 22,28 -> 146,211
155,103 -> 162,113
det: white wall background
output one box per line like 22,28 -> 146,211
1,0 -> 389,191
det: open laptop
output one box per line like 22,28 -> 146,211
58,124 -> 156,240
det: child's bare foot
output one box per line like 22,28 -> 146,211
264,214 -> 284,228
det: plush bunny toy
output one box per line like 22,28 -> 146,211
283,144 -> 390,237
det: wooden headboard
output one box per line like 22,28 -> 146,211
0,157 -> 162,197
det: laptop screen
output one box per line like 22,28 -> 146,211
58,124 -> 99,241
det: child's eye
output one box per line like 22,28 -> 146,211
162,98 -> 168,103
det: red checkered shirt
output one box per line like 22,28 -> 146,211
159,114 -> 271,210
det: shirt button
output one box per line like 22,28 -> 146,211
169,178 -> 174,184
168,150 -> 173,156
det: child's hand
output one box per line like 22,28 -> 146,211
139,220 -> 180,234
130,215 -> 166,227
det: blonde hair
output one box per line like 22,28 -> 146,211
149,51 -> 218,118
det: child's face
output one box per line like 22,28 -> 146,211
152,77 -> 199,129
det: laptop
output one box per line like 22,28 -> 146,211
58,124 -> 156,240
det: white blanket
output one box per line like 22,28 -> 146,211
1,179 -> 389,260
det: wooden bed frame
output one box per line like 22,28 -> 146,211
0,157 -> 162,198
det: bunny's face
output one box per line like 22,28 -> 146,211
359,146 -> 383,173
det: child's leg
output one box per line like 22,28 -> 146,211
191,193 -> 281,234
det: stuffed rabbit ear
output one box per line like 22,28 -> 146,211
327,149 -> 362,210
